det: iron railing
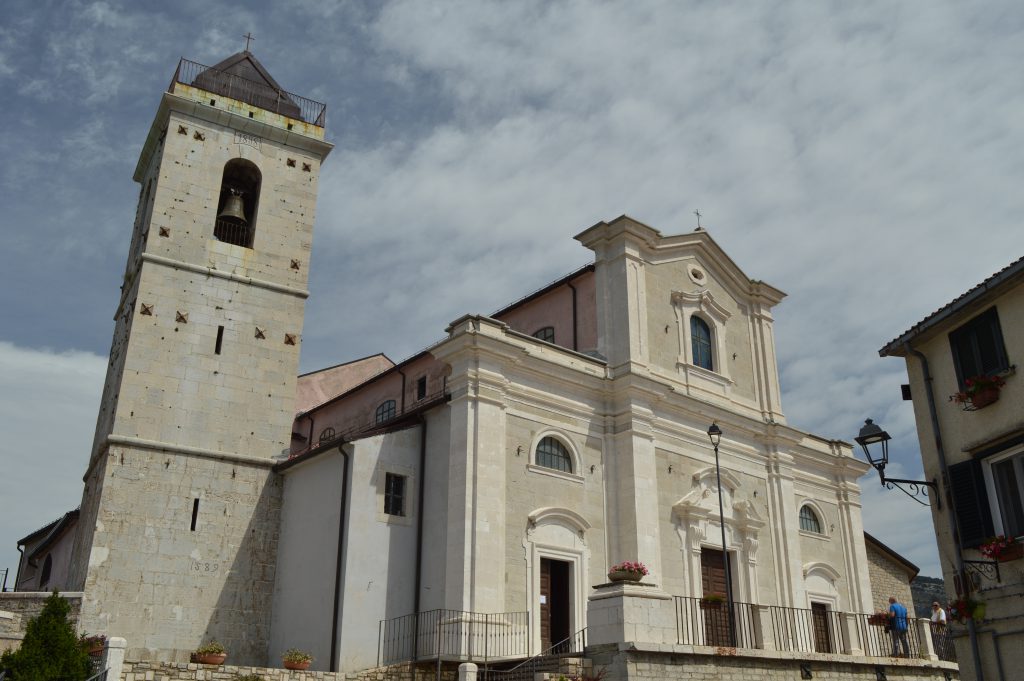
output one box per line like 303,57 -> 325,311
855,613 -> 921,659
171,58 -> 326,126
674,596 -> 758,648
212,219 -> 253,248
85,669 -> 108,681
0,568 -> 8,592
481,628 -> 587,681
770,605 -> 846,654
931,626 -> 957,663
378,609 -> 529,666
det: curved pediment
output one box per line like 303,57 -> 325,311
528,506 -> 592,533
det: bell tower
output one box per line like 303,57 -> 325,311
69,51 -> 332,664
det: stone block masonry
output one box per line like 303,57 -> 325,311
587,643 -> 959,681
119,660 -> 457,681
0,592 -> 82,653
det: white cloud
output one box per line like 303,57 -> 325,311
0,343 -> 105,583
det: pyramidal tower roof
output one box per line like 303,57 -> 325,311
191,50 -> 302,120
169,50 -> 326,126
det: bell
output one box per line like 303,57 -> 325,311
217,189 -> 247,224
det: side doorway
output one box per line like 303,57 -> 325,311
539,558 -> 571,652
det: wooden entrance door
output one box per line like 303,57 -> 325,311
700,548 -> 731,646
540,558 -> 571,652
811,602 -> 832,653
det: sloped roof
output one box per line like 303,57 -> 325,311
18,509 -> 79,561
880,255 -> 1024,356
192,51 -> 302,119
864,531 -> 920,582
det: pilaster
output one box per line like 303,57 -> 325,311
440,324 -> 509,614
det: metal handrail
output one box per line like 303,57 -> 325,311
770,605 -> 846,654
674,596 -> 758,648
378,609 -> 529,666
171,58 -> 326,126
482,628 -> 587,681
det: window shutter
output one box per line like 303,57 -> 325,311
948,459 -> 994,548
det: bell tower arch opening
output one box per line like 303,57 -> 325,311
214,158 -> 262,248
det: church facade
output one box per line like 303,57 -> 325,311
49,51 -> 898,674
276,217 -> 877,671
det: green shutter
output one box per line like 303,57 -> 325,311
948,459 -> 994,548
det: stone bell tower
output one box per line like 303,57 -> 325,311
68,51 -> 332,664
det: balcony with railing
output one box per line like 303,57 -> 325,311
170,58 -> 326,126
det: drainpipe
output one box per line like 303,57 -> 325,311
567,281 -> 579,351
905,341 -> 985,681
330,444 -> 351,671
398,369 -> 407,414
306,413 -> 315,449
412,417 -> 428,659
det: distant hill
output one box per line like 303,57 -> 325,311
911,575 -> 948,617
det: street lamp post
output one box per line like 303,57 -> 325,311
707,422 -> 737,647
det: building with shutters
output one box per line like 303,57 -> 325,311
879,256 -> 1024,681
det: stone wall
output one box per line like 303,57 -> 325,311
587,643 -> 959,681
0,592 -> 82,653
119,661 -> 457,681
865,539 -> 915,614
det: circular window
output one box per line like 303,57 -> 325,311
687,265 -> 706,284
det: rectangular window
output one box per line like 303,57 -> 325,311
384,473 -> 406,517
984,449 -> 1024,538
191,498 -> 200,531
417,376 -> 427,400
215,325 -> 224,355
949,307 -> 1009,388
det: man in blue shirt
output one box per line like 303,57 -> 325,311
888,596 -> 910,657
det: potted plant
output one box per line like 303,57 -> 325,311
949,597 -> 985,624
979,534 -> 1022,562
700,592 -> 726,609
867,612 -> 889,626
282,648 -> 313,670
951,374 -> 1006,410
192,640 -> 228,665
80,633 -> 106,657
607,560 -> 649,583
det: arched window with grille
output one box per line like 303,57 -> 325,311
691,316 -> 713,371
319,427 -> 336,444
799,505 -> 823,533
533,326 -> 555,344
213,158 -> 262,248
536,436 -> 573,474
375,400 -> 397,424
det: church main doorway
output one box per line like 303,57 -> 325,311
539,558 -> 571,652
700,547 -> 732,646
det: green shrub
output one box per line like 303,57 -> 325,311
0,591 -> 92,680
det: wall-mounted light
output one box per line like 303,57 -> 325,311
855,419 -> 939,508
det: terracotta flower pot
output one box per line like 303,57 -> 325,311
87,642 -> 104,657
970,387 -> 1000,409
607,569 -> 643,583
192,652 -> 227,665
284,660 -> 311,670
998,542 -> 1023,562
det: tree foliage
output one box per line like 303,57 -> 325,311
0,591 -> 92,680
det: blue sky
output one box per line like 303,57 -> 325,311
2,0 -> 1023,586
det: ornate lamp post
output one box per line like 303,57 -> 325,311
707,422 -> 736,647
854,419 -> 939,508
